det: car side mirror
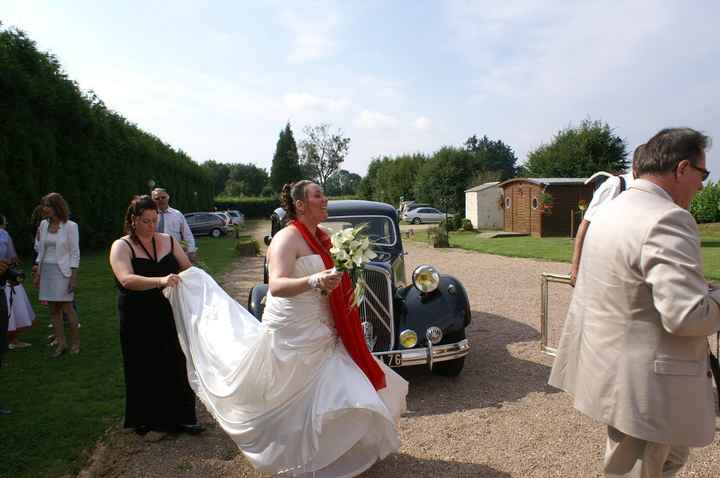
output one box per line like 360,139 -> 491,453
264,235 -> 272,246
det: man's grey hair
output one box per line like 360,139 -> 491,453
151,188 -> 169,197
636,128 -> 711,176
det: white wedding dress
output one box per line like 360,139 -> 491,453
164,257 -> 408,478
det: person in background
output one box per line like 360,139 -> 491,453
150,188 -> 197,262
34,193 -> 80,357
109,195 -> 201,440
0,259 -> 11,415
0,214 -> 35,349
32,205 -> 81,345
569,145 -> 643,285
550,128 -> 717,477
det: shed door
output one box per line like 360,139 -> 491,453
513,187 -> 531,234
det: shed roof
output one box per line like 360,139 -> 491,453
465,181 -> 500,193
498,177 -> 588,187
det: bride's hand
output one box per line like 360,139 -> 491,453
310,269 -> 343,292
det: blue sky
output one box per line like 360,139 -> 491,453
3,1 -> 719,179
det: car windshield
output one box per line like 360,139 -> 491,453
320,216 -> 396,246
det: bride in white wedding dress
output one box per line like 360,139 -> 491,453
164,181 -> 408,477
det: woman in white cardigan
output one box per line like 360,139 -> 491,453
34,193 -> 80,357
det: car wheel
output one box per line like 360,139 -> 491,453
432,356 -> 465,377
412,217 -> 421,224
210,228 -> 222,238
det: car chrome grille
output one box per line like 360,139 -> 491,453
352,265 -> 394,352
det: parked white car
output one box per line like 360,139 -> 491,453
226,210 -> 245,225
403,207 -> 452,224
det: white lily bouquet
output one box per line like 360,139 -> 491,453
329,225 -> 377,306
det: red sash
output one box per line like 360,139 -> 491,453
291,219 -> 386,390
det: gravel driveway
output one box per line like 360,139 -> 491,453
77,227 -> 720,478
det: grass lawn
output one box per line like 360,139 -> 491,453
410,223 -> 720,280
1,235 -> 240,478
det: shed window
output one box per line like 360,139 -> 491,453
532,197 -> 539,209
505,197 -> 511,209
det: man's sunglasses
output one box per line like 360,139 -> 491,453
689,163 -> 710,181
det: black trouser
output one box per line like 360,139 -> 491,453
0,284 -> 8,367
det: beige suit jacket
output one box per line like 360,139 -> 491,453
549,179 -> 720,446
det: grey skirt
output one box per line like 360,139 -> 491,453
39,263 -> 74,302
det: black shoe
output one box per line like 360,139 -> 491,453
178,423 -> 205,434
0,407 -> 12,416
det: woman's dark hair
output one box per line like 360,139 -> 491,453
280,180 -> 314,220
123,195 -> 158,242
41,192 -> 70,222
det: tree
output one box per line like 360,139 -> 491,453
523,119 -> 628,177
464,134 -> 518,180
324,169 -> 362,196
358,158 -> 382,200
269,122 -> 302,192
223,163 -> 269,197
358,154 -> 427,205
299,123 -> 351,188
414,147 -> 474,214
201,159 -> 232,195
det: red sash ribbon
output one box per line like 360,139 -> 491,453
291,219 -> 386,390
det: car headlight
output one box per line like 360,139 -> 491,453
412,265 -> 440,293
399,329 -> 418,348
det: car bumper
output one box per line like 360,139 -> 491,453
373,338 -> 470,369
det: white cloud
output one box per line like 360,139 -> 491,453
414,116 -> 432,131
444,0 -> 720,168
274,5 -> 341,63
283,92 -> 349,113
357,109 -> 400,129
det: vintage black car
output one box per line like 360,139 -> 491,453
248,200 -> 471,376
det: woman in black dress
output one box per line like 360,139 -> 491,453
109,195 -> 201,437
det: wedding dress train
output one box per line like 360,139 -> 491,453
164,256 -> 408,477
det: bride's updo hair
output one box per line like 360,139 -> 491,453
280,180 -> 314,220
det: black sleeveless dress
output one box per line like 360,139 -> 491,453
116,236 -> 196,432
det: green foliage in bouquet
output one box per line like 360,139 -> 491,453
329,225 -> 377,306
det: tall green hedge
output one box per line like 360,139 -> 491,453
0,27 -> 213,257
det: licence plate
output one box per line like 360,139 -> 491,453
380,353 -> 402,367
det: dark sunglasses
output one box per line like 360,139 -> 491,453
689,163 -> 710,181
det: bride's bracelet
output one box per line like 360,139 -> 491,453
307,273 -> 321,290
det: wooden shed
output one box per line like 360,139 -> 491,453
498,178 -> 593,237
465,181 -> 502,229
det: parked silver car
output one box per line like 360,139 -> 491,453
185,212 -> 232,238
225,210 -> 245,225
402,207 -> 452,224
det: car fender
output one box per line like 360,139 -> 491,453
396,274 -> 471,345
248,284 -> 268,321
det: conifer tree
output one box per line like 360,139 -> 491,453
270,122 -> 302,192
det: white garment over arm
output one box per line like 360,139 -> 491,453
583,173 -> 634,222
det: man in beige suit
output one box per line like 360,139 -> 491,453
549,128 -> 718,477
